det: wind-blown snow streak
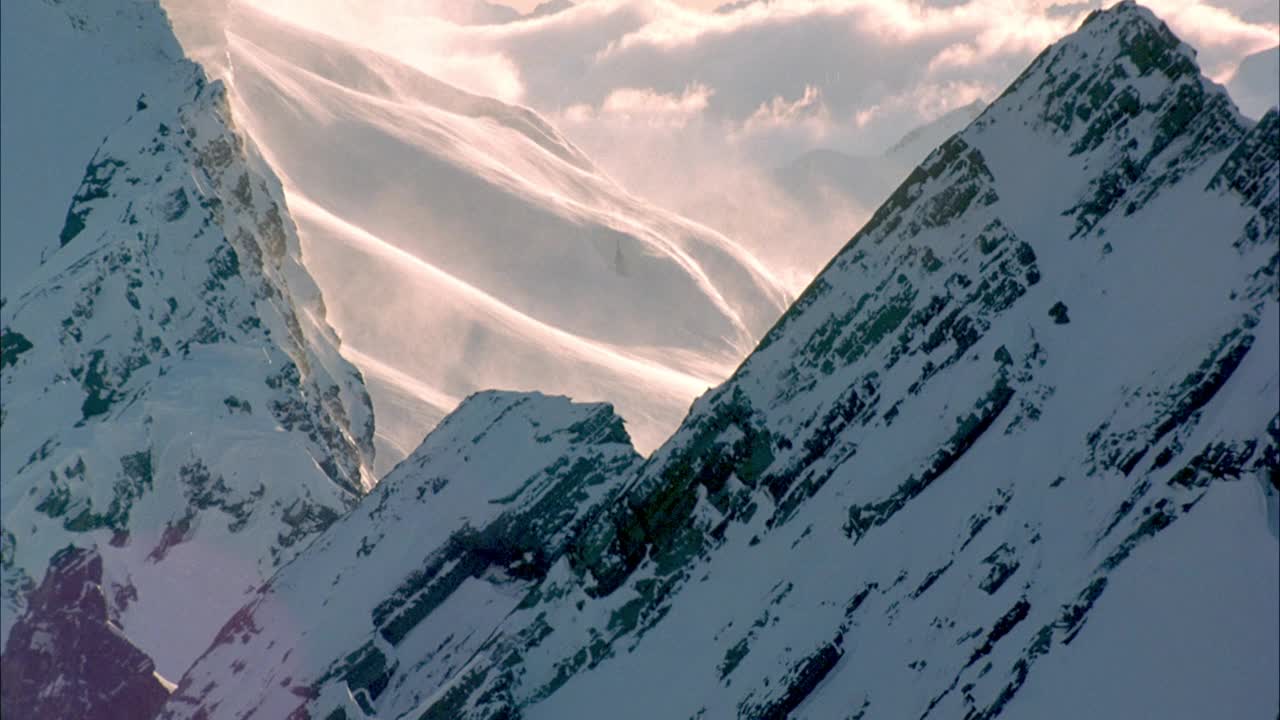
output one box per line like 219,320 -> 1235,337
287,193 -> 733,456
289,194 -> 731,393
166,1 -> 790,471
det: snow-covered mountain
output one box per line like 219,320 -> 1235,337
161,390 -> 639,719
162,3 -> 1279,718
0,0 -> 375,684
412,0 -> 522,25
1,0 -> 183,292
164,1 -> 791,473
351,0 -> 573,26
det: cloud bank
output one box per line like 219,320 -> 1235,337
234,0 -> 1275,288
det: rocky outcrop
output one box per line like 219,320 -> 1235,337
0,547 -> 169,720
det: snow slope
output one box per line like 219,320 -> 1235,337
165,1 -> 791,472
0,0 -> 182,292
161,391 -> 639,719
0,0 -> 375,679
165,4 -> 1279,718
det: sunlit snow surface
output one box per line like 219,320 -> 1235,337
164,1 -> 790,472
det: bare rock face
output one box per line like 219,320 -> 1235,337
0,547 -> 169,720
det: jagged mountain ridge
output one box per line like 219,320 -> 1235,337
162,391 -> 639,719
164,3 -> 1278,719
0,0 -> 376,681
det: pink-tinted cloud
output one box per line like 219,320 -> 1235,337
226,0 -> 1277,289
599,82 -> 714,125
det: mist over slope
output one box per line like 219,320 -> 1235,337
163,3 -> 1279,718
219,0 -> 1277,299
163,0 -> 791,472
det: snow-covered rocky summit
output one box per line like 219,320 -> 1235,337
160,391 -> 640,719
166,2 -> 1278,718
0,0 -> 375,681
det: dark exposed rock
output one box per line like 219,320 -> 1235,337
1048,301 -> 1070,324
0,547 -> 170,720
0,328 -> 34,370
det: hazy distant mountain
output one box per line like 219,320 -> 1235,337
162,4 -> 1278,718
419,0 -> 574,24
1227,46 -> 1279,119
775,99 -> 986,216
406,0 -> 521,25
715,0 -> 771,13
884,99 -> 990,164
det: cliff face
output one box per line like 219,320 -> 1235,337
1,547 -> 170,720
164,3 -> 1279,719
0,0 -> 375,684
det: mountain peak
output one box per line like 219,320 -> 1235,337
1079,0 -> 1197,71
997,0 -> 1208,119
409,390 -> 633,460
161,390 -> 641,720
967,0 -> 1245,238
